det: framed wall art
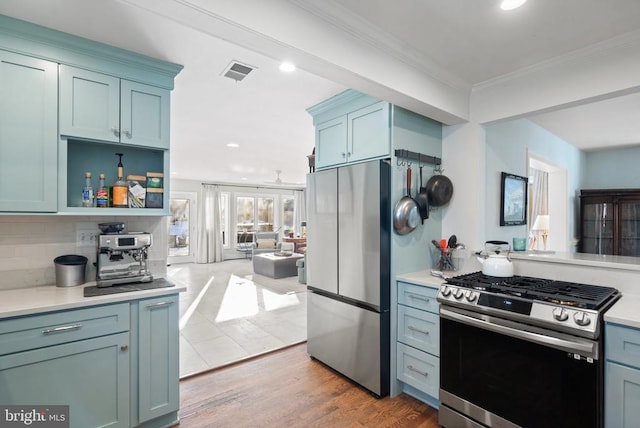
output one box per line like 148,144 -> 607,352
500,172 -> 528,226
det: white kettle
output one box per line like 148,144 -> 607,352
477,241 -> 514,277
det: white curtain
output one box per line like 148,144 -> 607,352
293,190 -> 306,236
197,184 -> 223,263
529,168 -> 549,228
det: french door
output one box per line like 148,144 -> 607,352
168,191 -> 197,264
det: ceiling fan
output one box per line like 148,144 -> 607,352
264,170 -> 300,186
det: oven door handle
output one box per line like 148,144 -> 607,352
440,307 -> 598,359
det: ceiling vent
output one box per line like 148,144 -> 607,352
221,61 -> 255,82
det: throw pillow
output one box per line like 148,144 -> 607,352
256,238 -> 276,249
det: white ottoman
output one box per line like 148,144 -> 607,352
252,253 -> 304,279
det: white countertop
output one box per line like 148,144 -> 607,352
510,251 -> 640,271
397,269 -> 640,329
0,280 -> 186,320
396,270 -> 445,288
605,295 -> 640,329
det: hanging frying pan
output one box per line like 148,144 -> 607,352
426,167 -> 454,207
393,165 -> 420,235
417,165 -> 429,223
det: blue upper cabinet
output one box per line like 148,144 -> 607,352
0,50 -> 58,212
121,80 -> 170,149
60,66 -> 171,149
308,90 -> 391,170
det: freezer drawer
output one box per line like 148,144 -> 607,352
307,292 -> 389,396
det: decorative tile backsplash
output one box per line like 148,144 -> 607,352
0,216 -> 168,291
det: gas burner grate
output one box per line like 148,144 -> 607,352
446,271 -> 619,310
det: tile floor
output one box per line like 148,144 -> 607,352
167,259 -> 307,378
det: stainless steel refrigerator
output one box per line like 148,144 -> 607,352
306,159 -> 390,397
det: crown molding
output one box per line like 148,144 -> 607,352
473,28 -> 640,92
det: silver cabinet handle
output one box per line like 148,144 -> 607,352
145,301 -> 174,309
123,130 -> 132,138
408,325 -> 430,335
341,152 -> 346,158
42,324 -> 82,335
407,365 -> 428,377
408,294 -> 430,303
111,127 -> 120,137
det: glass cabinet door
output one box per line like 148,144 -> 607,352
619,201 -> 640,256
582,202 -> 614,255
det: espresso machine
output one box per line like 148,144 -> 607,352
96,232 -> 153,287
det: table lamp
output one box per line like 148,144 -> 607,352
532,214 -> 550,251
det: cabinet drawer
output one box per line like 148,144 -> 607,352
398,281 -> 439,313
606,323 -> 640,368
398,305 -> 439,356
397,342 -> 439,399
0,303 -> 130,356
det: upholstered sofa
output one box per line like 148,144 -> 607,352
251,231 -> 280,256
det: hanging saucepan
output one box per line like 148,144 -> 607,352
426,166 -> 454,207
417,165 -> 429,223
393,165 -> 421,235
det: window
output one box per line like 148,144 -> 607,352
235,195 -> 274,243
282,196 -> 294,237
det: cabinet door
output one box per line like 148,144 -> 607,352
315,115 -> 347,169
605,361 -> 640,428
121,80 -> 170,149
396,342 -> 439,399
619,199 -> 640,256
138,295 -> 179,423
59,65 -> 120,142
581,199 -> 615,254
0,51 -> 57,212
347,101 -> 390,163
0,333 -> 130,428
397,305 -> 440,356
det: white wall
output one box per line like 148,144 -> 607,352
441,123 -> 487,250
0,215 -> 167,291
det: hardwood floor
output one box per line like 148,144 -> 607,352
175,343 -> 440,427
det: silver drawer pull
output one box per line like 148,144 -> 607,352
408,325 -> 430,335
42,324 -> 83,335
408,294 -> 430,303
145,301 -> 174,309
408,365 -> 429,377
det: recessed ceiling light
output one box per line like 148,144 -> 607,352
500,0 -> 526,10
241,177 -> 248,181
227,142 -> 240,148
279,62 -> 296,72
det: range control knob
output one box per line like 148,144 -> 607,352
552,307 -> 569,322
574,311 -> 591,326
453,288 -> 464,300
464,290 -> 477,302
441,286 -> 452,297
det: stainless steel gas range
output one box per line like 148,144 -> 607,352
437,271 -> 621,428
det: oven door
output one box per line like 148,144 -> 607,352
440,306 -> 602,428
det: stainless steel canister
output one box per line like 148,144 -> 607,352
53,255 -> 88,287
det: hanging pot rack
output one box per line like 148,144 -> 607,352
395,149 -> 443,172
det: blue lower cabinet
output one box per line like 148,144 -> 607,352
0,295 -> 180,428
0,333 -> 130,428
606,361 -> 640,428
137,295 -> 180,424
605,322 -> 640,428
396,281 -> 440,408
